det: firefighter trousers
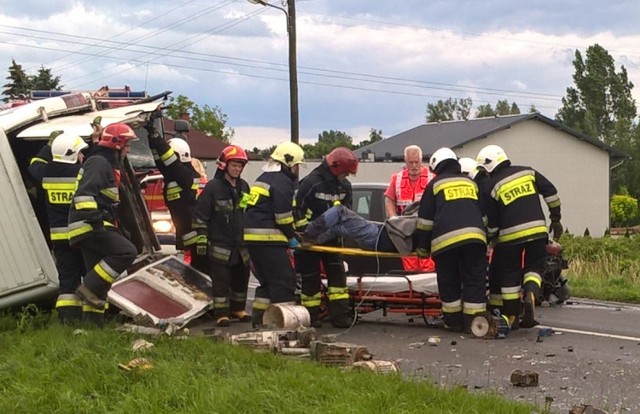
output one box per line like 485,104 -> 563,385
53,242 -> 85,294
491,237 -> 547,323
210,260 -> 251,318
434,243 -> 487,331
295,249 -> 350,325
79,229 -> 137,300
248,245 -> 297,323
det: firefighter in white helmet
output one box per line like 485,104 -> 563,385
146,114 -> 208,274
40,133 -> 89,324
476,144 -> 562,329
415,147 -> 488,333
243,141 -> 305,327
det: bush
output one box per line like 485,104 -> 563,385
611,193 -> 639,227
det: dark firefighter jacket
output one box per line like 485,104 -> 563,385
192,176 -> 251,264
244,168 -> 298,245
28,144 -> 53,183
484,163 -> 561,245
294,161 -> 352,230
68,147 -> 120,246
417,169 -> 487,257
41,160 -> 82,243
148,134 -> 200,250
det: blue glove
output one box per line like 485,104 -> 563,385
288,238 -> 301,250
415,247 -> 430,258
196,236 -> 207,256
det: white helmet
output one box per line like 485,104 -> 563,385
476,144 -> 508,173
429,147 -> 457,173
51,133 -> 88,164
271,141 -> 305,168
458,157 -> 478,179
168,138 -> 191,163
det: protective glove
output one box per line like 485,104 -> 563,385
549,221 -> 563,241
415,247 -> 430,258
196,236 -> 207,256
288,238 -> 301,250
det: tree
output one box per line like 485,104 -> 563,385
556,44 -> 636,147
165,95 -> 234,143
30,66 -> 62,91
302,130 -> 354,159
355,128 -> 383,149
426,97 -> 473,122
2,59 -> 31,102
475,100 -> 521,118
555,44 -> 638,197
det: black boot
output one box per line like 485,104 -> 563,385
57,306 -> 82,325
521,290 -> 539,328
306,307 -> 323,328
327,300 -> 355,328
82,306 -> 105,328
251,309 -> 265,328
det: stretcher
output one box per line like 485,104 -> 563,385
299,245 -> 443,325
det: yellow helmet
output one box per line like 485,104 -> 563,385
271,141 -> 305,167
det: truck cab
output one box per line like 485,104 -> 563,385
0,89 -> 170,309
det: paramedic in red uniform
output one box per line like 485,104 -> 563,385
384,145 -> 435,272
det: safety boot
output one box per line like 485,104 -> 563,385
216,316 -> 231,327
231,311 -> 252,322
521,290 -> 539,328
82,305 -> 105,328
251,309 -> 265,328
57,306 -> 82,325
76,284 -> 106,309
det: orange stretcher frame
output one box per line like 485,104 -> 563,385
299,245 -> 443,325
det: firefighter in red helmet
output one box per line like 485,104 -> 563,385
294,146 -> 359,328
69,122 -> 139,326
192,145 -> 252,327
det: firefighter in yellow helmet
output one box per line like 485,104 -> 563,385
243,141 -> 305,327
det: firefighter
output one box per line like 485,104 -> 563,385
294,147 -> 358,328
28,130 -> 65,246
383,145 -> 435,272
415,147 -> 488,333
244,141 -> 305,327
39,133 -> 89,324
69,123 -> 139,326
476,144 -> 563,329
146,118 -> 207,273
192,145 -> 251,327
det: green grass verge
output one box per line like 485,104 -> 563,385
0,311 -> 538,414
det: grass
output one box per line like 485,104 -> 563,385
0,310 -> 540,414
560,235 -> 640,303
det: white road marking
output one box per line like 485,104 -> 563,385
539,325 -> 640,342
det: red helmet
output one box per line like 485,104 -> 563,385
326,147 -> 358,176
98,123 -> 137,151
217,144 -> 248,171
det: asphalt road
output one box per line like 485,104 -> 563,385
190,298 -> 640,414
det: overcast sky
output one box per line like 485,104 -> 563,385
1,0 -> 639,150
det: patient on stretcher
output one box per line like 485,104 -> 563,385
303,204 -> 418,255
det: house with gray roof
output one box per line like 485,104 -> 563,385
357,113 -> 629,237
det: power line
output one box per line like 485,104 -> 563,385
0,26 -> 563,102
0,39 -> 562,111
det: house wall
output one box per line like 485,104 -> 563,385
455,119 -> 610,236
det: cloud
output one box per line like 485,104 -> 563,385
2,0 -> 640,153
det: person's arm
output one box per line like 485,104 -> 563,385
384,174 -> 398,218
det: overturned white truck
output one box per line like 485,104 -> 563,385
0,91 -> 170,309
